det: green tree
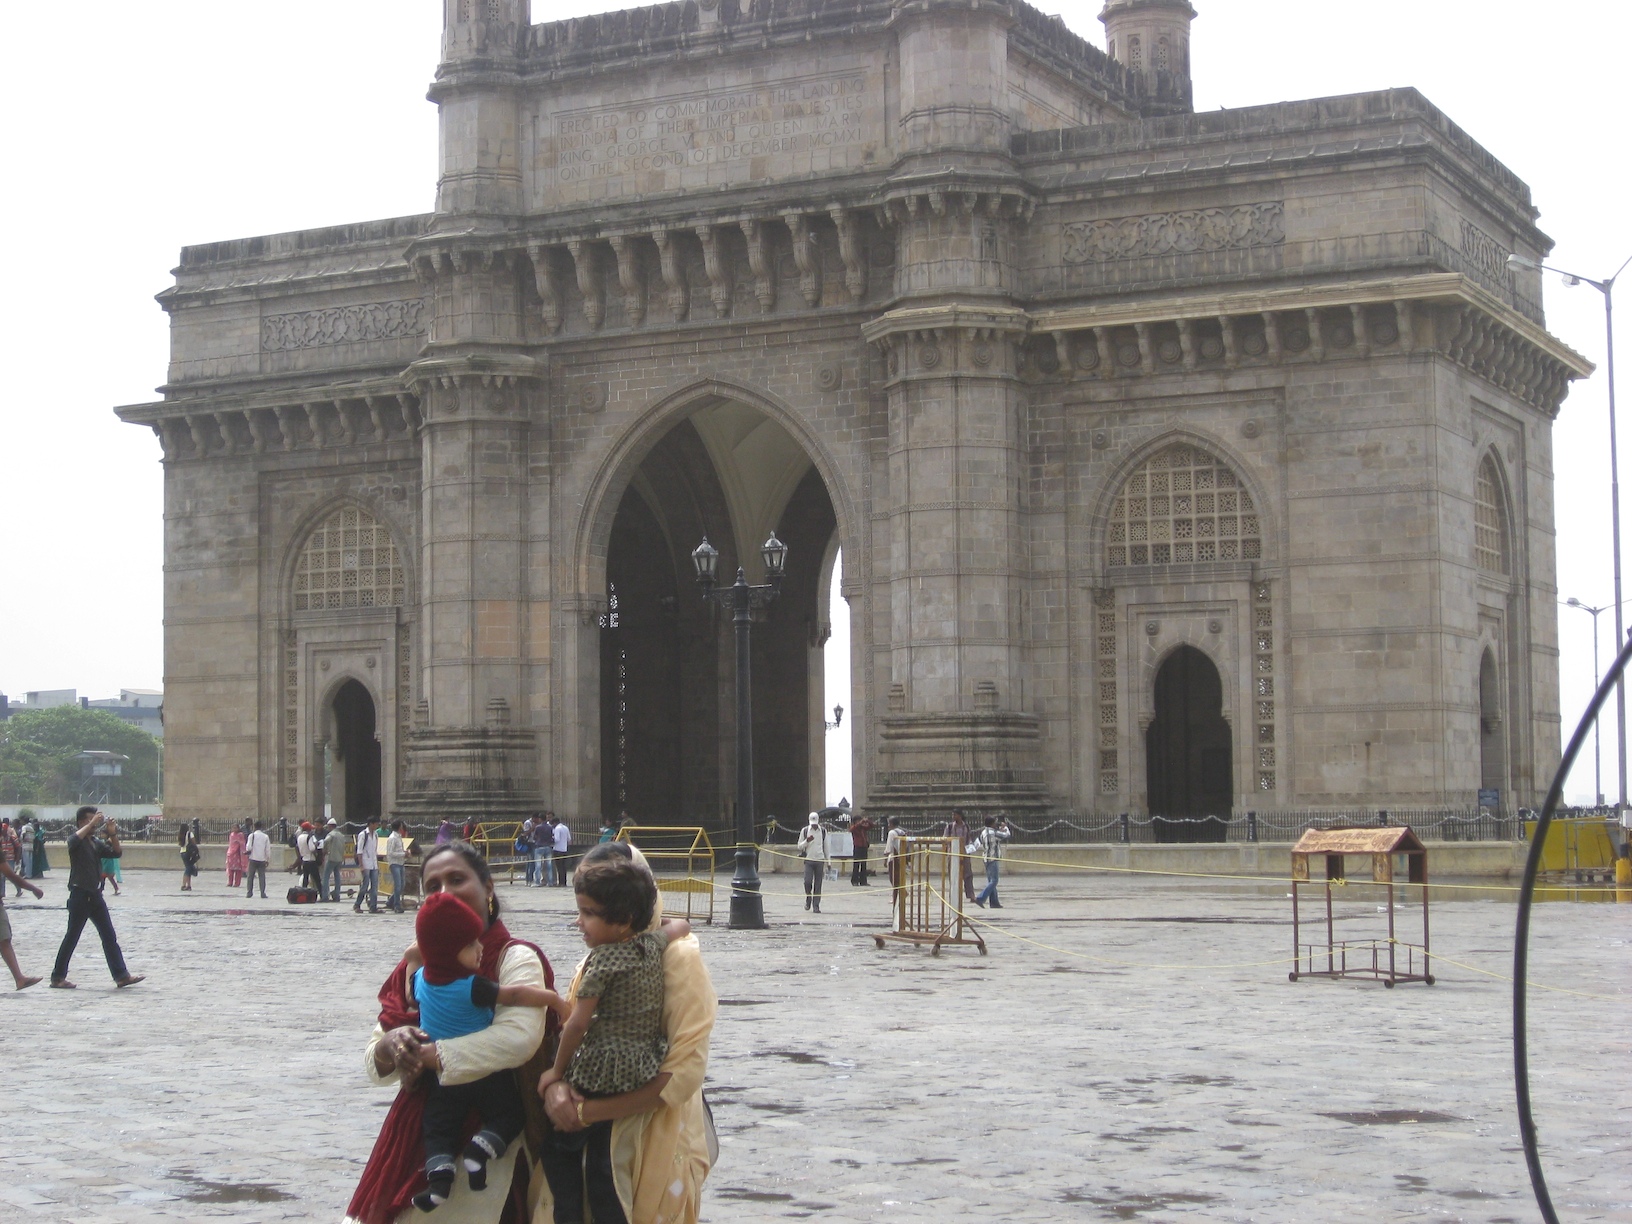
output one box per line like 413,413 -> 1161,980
0,707 -> 161,804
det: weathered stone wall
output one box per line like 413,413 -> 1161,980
120,1 -> 1587,830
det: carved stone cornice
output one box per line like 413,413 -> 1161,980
862,303 -> 1030,379
404,351 -> 545,425
114,377 -> 424,462
1028,273 -> 1591,415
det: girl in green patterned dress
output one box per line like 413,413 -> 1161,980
537,853 -> 689,1224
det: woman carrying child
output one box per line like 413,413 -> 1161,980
346,841 -> 555,1224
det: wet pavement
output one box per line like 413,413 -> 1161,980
2,861 -> 1627,1222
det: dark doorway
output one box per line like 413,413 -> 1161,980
332,679 -> 382,823
1146,646 -> 1232,842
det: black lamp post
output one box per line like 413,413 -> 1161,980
692,530 -> 788,929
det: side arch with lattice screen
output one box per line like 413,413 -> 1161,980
1474,454 -> 1511,576
1106,444 -> 1261,567
292,505 -> 405,611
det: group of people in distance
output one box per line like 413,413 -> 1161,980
348,836 -> 715,1224
795,805 -> 1016,913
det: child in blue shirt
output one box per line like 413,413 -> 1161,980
404,891 -> 565,1212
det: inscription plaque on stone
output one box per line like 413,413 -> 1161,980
546,72 -> 877,200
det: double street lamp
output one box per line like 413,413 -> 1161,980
1509,250 -> 1632,808
692,530 -> 788,930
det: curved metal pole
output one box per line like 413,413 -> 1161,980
1514,630 -> 1632,1223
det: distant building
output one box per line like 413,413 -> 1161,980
0,689 -> 164,740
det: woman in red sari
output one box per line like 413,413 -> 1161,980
346,841 -> 554,1224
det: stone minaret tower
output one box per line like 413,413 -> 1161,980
1101,0 -> 1195,108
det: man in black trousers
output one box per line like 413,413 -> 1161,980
50,807 -> 144,990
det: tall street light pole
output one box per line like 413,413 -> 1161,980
692,530 -> 788,930
1511,251 -> 1632,808
1565,598 -> 1606,806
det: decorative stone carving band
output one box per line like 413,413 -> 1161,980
261,300 -> 428,352
1062,202 -> 1285,265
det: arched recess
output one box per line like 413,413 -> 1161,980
576,384 -> 848,827
1146,644 -> 1232,840
1473,449 -> 1522,803
326,677 -> 382,823
279,498 -> 412,825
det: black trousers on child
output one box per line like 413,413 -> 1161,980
542,1119 -> 626,1224
421,1070 -> 525,1179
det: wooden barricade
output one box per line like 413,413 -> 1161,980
874,836 -> 986,955
617,826 -> 717,925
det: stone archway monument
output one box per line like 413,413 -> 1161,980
119,0 -> 1589,830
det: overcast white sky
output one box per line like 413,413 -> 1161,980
1,0 -> 1625,804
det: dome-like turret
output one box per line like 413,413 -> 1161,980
1101,0 -> 1195,105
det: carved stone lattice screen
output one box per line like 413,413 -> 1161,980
293,506 -> 405,611
1475,456 -> 1510,575
1108,445 -> 1261,567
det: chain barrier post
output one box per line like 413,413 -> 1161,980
1119,812 -> 1130,844
1246,810 -> 1258,842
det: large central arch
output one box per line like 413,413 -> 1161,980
577,386 -> 847,828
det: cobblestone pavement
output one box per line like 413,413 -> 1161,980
3,863 -> 1627,1223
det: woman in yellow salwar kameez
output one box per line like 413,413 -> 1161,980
537,845 -> 718,1224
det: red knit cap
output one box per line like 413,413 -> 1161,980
415,893 -> 485,985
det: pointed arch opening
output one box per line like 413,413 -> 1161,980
1147,645 -> 1232,840
329,679 -> 381,823
596,401 -> 840,827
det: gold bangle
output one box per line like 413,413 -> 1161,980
576,1100 -> 587,1127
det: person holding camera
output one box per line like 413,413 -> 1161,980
797,813 -> 828,913
49,806 -> 143,989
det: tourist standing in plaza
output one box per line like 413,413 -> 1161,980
944,810 -> 976,902
537,840 -> 718,1224
551,815 -> 572,887
178,824 -> 200,891
297,821 -> 322,891
225,822 -> 247,889
355,821 -> 382,913
973,815 -> 1011,909
18,815 -> 34,881
848,812 -> 875,886
535,817 -> 554,889
0,852 -> 44,990
30,818 -> 48,878
386,820 -> 408,913
1,818 -> 22,898
797,812 -> 828,913
101,842 -> 125,896
348,840 -> 555,1224
49,807 -> 143,989
884,817 -> 906,923
323,817 -> 347,902
245,820 -> 271,898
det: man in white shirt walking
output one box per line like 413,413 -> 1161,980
353,821 -> 381,913
245,821 -> 272,899
551,815 -> 572,886
797,813 -> 828,913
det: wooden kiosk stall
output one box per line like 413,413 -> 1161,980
1289,827 -> 1433,987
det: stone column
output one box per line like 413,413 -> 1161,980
394,246 -> 545,823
